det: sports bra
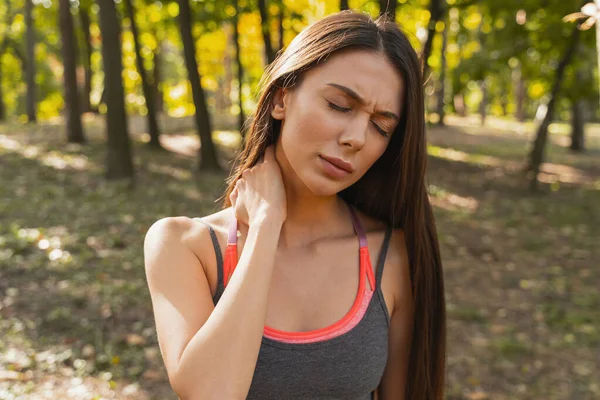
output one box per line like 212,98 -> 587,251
199,204 -> 392,399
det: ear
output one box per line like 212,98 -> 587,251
270,87 -> 288,120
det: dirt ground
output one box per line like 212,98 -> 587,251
0,114 -> 598,399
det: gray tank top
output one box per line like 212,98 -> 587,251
199,205 -> 392,399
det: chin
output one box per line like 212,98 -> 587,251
301,174 -> 352,197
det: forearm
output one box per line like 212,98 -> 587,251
173,217 -> 282,399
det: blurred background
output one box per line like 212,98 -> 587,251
0,0 -> 598,399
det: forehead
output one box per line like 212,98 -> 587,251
301,49 -> 404,111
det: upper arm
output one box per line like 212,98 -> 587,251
143,217 -> 215,386
378,229 -> 414,400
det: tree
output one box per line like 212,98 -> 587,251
97,0 -> 135,180
436,20 -> 448,126
277,0 -> 285,53
422,0 -> 445,80
123,0 -> 162,149
59,0 -> 85,143
570,99 -> 585,151
340,0 -> 350,11
258,0 -> 275,65
0,41 -> 6,121
177,0 -> 220,170
232,0 -> 246,137
151,26 -> 164,113
527,22 -> 582,190
379,0 -> 397,20
78,2 -> 95,113
25,0 -> 37,123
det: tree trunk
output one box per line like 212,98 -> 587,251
479,78 -> 487,126
500,82 -> 508,116
528,23 -> 581,191
25,0 -> 36,123
97,0 -> 135,180
277,1 -> 284,53
124,0 -> 162,149
233,0 -> 246,137
378,0 -> 397,20
257,0 -> 275,65
0,41 -> 6,121
59,0 -> 85,143
340,0 -> 350,10
421,0 -> 444,80
177,0 -> 220,170
79,5 -> 95,113
152,38 -> 164,113
596,0 -> 600,101
570,100 -> 585,152
513,64 -> 526,122
436,20 -> 447,126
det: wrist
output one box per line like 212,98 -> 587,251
250,212 -> 285,230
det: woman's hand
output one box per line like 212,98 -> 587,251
230,145 -> 287,227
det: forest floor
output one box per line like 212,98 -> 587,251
0,114 -> 599,399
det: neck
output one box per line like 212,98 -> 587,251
280,191 -> 349,249
272,137 -> 353,249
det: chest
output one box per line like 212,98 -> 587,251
204,231 -> 396,332
265,246 -> 365,332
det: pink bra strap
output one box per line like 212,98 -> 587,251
348,206 -> 368,249
228,216 -> 238,244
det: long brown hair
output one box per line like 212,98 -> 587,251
219,10 -> 446,399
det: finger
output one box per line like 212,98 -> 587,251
229,188 -> 238,204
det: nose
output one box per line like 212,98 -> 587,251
338,119 -> 367,150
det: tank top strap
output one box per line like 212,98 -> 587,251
194,218 -> 225,304
375,225 -> 393,286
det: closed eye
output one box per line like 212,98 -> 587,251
327,101 -> 390,138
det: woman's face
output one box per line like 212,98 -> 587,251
272,49 -> 404,197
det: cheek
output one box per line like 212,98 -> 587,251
281,106 -> 333,153
357,145 -> 387,175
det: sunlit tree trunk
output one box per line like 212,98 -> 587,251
233,0 -> 246,137
513,64 -> 526,122
277,0 -> 284,53
378,0 -> 397,20
258,0 -> 275,64
123,0 -> 162,149
177,0 -> 220,170
153,42 -> 164,113
479,78 -> 487,126
79,4 -> 95,113
436,20 -> 448,126
596,0 -> 600,101
528,24 -> 581,190
25,0 -> 36,123
422,0 -> 444,79
0,41 -> 6,121
59,0 -> 85,143
97,0 -> 135,180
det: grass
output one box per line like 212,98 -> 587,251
0,113 -> 599,399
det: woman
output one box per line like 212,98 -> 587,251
144,10 -> 446,400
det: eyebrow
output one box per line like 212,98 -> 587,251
325,82 -> 400,121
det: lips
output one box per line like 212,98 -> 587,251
319,155 -> 354,173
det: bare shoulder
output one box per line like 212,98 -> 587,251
144,208 -> 234,270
